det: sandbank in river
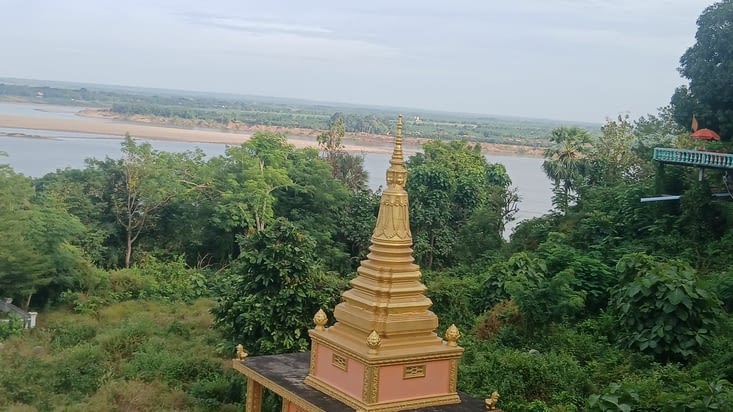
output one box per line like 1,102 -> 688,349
0,109 -> 543,157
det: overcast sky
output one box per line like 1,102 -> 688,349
0,0 -> 715,122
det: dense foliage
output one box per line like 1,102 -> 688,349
407,140 -> 517,269
670,0 -> 733,139
212,219 -> 346,354
3,3 -> 733,410
612,254 -> 721,361
1,129 -> 732,412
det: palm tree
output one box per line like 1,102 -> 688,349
542,127 -> 593,214
333,152 -> 368,192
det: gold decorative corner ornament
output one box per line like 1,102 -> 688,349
235,344 -> 248,361
366,330 -> 382,354
485,391 -> 500,410
313,308 -> 328,331
445,324 -> 461,347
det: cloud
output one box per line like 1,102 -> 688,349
180,14 -> 334,36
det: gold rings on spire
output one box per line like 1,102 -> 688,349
385,115 -> 407,188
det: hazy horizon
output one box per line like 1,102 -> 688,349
0,76 -> 605,127
0,0 -> 715,123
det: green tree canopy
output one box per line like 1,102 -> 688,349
671,0 -> 733,139
0,164 -> 93,308
587,115 -> 643,186
212,132 -> 294,234
34,164 -> 118,267
317,116 -> 368,191
407,140 -> 516,269
0,165 -> 51,307
113,135 -> 192,268
212,218 -> 346,354
542,126 -> 593,214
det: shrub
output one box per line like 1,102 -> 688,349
0,316 -> 25,340
659,379 -> 733,411
460,339 -> 589,410
691,315 -> 733,382
588,382 -> 640,412
611,253 -> 722,361
58,291 -> 108,315
97,319 -> 155,359
0,300 -> 230,411
2,404 -> 39,412
0,356 -> 50,406
588,363 -> 717,411
133,254 -> 209,301
537,234 -> 614,313
479,252 -> 545,311
166,320 -> 191,338
506,270 -> 586,331
705,270 -> 733,312
535,321 -> 629,387
423,270 -> 482,330
187,372 -> 245,410
509,216 -> 557,252
74,379 -> 192,412
108,269 -> 152,300
51,343 -> 106,399
50,321 -> 97,349
478,252 -> 586,334
475,300 -> 522,340
123,350 -> 220,385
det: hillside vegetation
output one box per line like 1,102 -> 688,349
3,2 -> 733,411
0,299 -> 244,412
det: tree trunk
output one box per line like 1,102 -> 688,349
24,293 -> 32,311
125,235 -> 133,268
255,212 -> 264,232
562,183 -> 571,215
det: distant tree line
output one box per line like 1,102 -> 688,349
0,83 -> 598,145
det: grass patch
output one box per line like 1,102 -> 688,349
0,299 -> 243,411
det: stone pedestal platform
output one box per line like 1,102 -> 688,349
304,333 -> 463,411
233,352 -> 485,412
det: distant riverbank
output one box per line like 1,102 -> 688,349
0,102 -> 544,157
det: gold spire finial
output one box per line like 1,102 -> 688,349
385,115 -> 407,188
392,114 -> 404,165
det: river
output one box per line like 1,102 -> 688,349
0,102 -> 553,235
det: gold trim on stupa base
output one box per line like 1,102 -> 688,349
305,115 -> 464,411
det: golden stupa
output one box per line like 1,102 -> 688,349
304,115 -> 464,411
